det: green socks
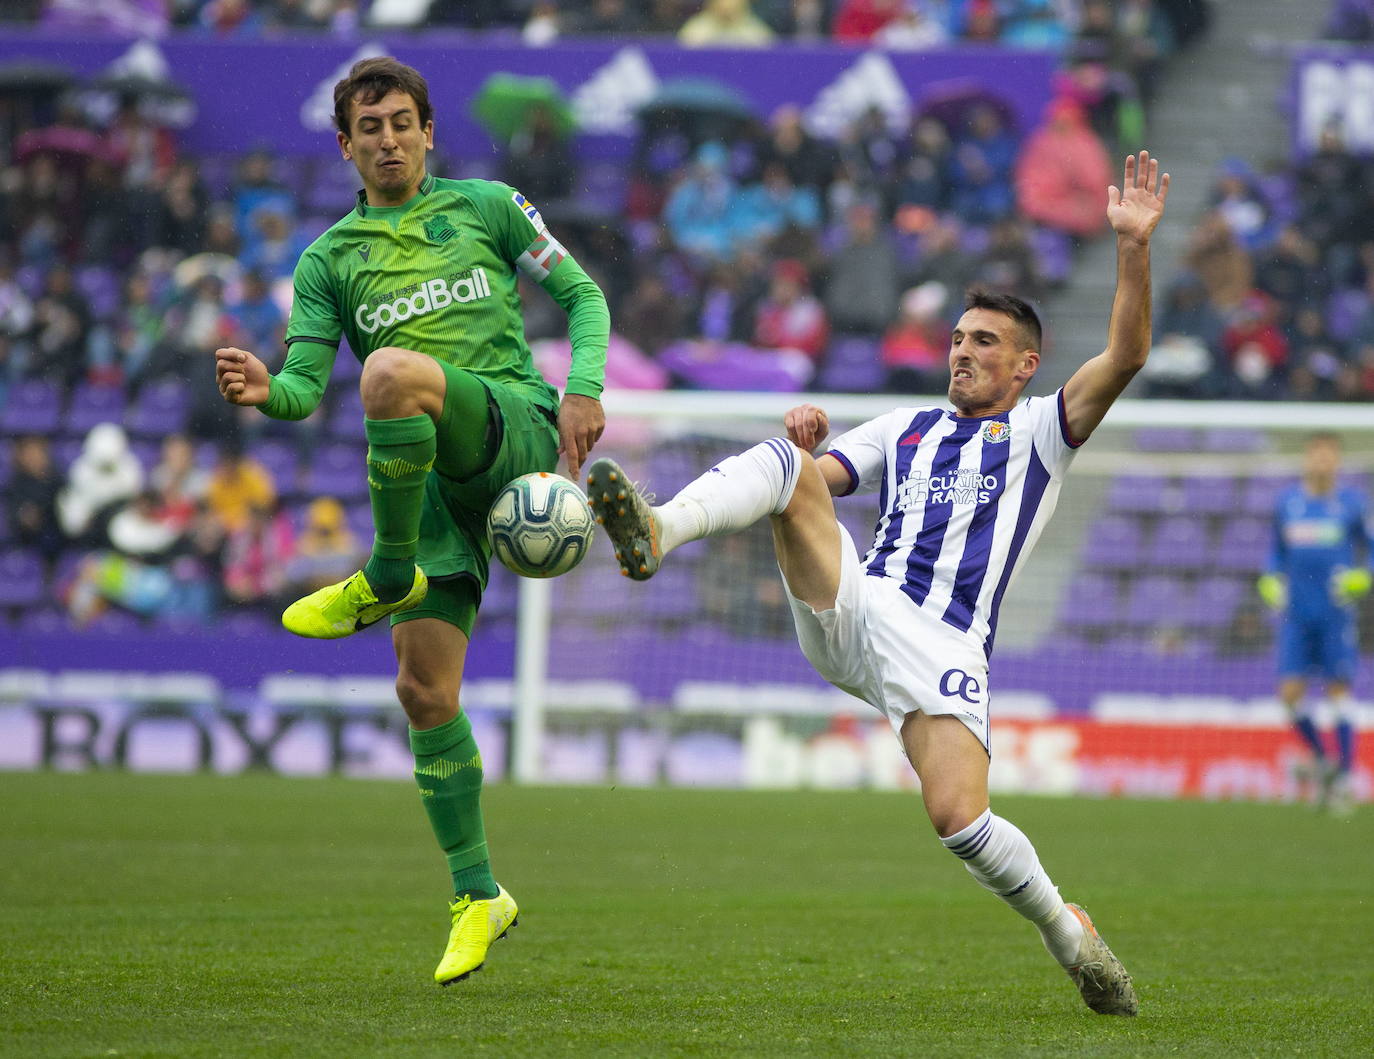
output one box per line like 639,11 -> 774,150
410,713 -> 498,900
363,414 -> 435,603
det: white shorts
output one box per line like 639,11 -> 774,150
784,524 -> 992,751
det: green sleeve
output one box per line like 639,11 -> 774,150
470,181 -> 609,400
541,254 -> 608,400
262,338 -> 338,421
266,245 -> 343,420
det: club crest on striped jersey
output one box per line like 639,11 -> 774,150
981,421 -> 1011,444
423,214 -> 458,244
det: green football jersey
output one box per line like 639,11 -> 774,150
265,174 -> 606,420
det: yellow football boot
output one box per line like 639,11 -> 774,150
434,885 -> 519,985
281,567 -> 427,639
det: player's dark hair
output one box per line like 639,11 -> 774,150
964,287 -> 1042,352
333,57 -> 433,136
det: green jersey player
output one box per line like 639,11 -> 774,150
213,57 -> 609,985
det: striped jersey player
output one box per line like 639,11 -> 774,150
591,153 -> 1171,1017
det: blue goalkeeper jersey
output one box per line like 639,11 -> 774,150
1268,484 -> 1371,617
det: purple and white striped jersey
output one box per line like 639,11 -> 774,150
826,388 -> 1082,656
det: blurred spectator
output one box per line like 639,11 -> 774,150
0,257 -> 35,348
145,273 -> 238,382
832,0 -> 904,42
1001,0 -> 1070,49
753,258 -> 829,360
1255,226 -> 1328,319
150,433 -> 209,531
1222,292 -> 1289,397
664,141 -> 745,261
949,104 -> 1017,224
284,496 -> 362,595
108,488 -> 183,559
1140,276 -> 1225,398
30,266 -> 93,383
205,444 -> 276,534
761,105 -> 838,196
962,0 -> 1001,41
910,216 -> 975,295
240,205 -> 308,281
502,107 -> 574,203
970,218 -> 1045,301
1014,99 -> 1112,240
10,434 -> 62,564
881,281 -> 950,393
57,422 -> 144,546
115,272 -> 167,385
566,0 -> 646,34
620,273 -> 690,356
679,0 -> 776,45
1295,124 -> 1363,258
1209,158 -> 1273,251
875,4 -> 950,48
222,500 -> 294,609
226,269 -> 285,353
156,159 -> 210,255
1285,307 -> 1347,401
230,149 -> 293,234
823,200 -> 901,334
735,161 -> 822,247
894,117 -> 952,212
696,259 -> 766,343
1184,213 -> 1253,314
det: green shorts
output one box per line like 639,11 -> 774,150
392,363 -> 559,635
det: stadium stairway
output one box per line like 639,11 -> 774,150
1035,0 -> 1328,393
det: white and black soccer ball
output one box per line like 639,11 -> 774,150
487,471 -> 595,579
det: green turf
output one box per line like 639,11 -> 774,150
1,772 -> 1371,1058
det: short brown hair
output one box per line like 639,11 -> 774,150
333,57 -> 433,136
964,287 -> 1042,352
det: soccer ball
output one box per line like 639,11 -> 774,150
487,472 -> 595,579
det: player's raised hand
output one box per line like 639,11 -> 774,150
215,346 -> 272,407
558,393 -> 605,481
785,403 -> 830,451
1107,150 -> 1169,245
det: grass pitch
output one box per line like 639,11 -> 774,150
2,772 -> 1371,1058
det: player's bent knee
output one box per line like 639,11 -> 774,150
778,450 -> 832,520
360,347 -> 442,417
395,672 -> 460,730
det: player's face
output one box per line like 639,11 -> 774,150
1304,438 -> 1341,485
947,308 -> 1039,416
338,90 -> 434,206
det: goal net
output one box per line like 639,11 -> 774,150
509,391 -> 1374,803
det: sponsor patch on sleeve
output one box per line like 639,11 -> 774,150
511,190 -> 546,234
516,231 -> 568,283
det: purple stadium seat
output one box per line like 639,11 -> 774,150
344,502 -> 373,545
54,437 -> 82,471
1081,515 -> 1146,570
0,379 -> 62,435
1200,428 -> 1265,453
1028,226 -> 1072,285
1192,575 -> 1246,628
1179,475 -> 1239,516
641,566 -> 700,621
1059,572 -> 1119,629
15,264 -> 44,298
564,566 -> 634,618
579,162 -> 627,213
64,382 -> 126,436
1121,574 -> 1191,626
247,439 -> 302,494
300,442 -> 368,501
1147,516 -> 1212,570
818,335 -> 884,393
328,389 -> 366,440
127,380 -> 191,437
1326,288 -> 1369,344
74,265 -> 121,321
1213,518 -> 1271,573
1105,475 -> 1177,515
1133,427 -> 1197,452
333,342 -> 362,383
305,162 -> 361,214
0,549 -> 46,608
1239,476 -> 1287,517
0,438 -> 10,487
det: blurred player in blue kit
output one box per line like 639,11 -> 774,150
1258,432 -> 1370,812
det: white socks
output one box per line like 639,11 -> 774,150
656,438 -> 803,555
941,809 -> 1085,966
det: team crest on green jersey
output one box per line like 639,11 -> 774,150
423,214 -> 459,244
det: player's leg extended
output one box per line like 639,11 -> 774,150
902,712 -> 1137,1016
589,437 -> 814,582
394,605 -> 517,985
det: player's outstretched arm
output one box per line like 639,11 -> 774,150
215,346 -> 272,407
1061,150 -> 1170,444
